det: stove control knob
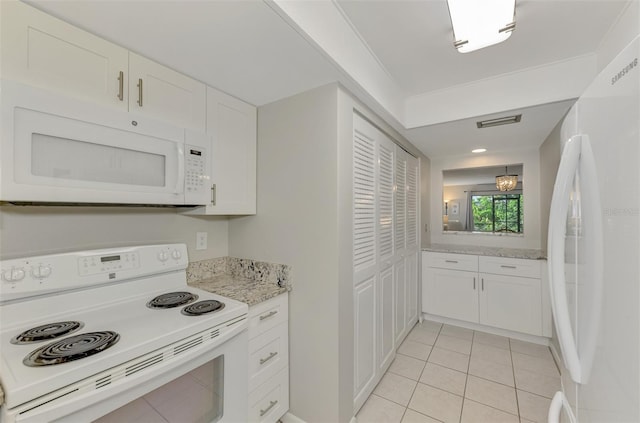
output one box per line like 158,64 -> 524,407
157,251 -> 169,262
171,250 -> 182,260
2,267 -> 26,282
31,265 -> 52,279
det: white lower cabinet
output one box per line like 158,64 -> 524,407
422,251 -> 549,337
424,267 -> 479,323
479,273 -> 542,335
248,293 -> 289,423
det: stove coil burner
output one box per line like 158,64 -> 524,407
23,331 -> 120,367
147,291 -> 198,309
11,321 -> 84,345
181,300 -> 225,316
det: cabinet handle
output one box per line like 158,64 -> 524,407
210,184 -> 216,205
473,277 -> 476,290
260,351 -> 278,365
117,71 -> 124,101
500,265 -> 517,269
137,78 -> 143,106
259,310 -> 278,321
445,260 -> 458,263
482,278 -> 484,291
260,400 -> 278,417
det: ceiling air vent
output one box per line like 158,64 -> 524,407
476,114 -> 521,128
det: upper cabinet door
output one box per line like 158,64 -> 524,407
128,53 -> 206,131
1,1 -> 129,110
205,86 -> 256,214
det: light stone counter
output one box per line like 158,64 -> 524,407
423,243 -> 546,260
186,256 -> 291,306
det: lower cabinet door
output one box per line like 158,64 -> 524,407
248,367 -> 289,423
353,276 -> 376,411
424,268 -> 479,323
479,273 -> 542,336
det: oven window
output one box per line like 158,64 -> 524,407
31,133 -> 166,187
93,357 -> 224,423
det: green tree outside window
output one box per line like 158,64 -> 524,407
471,194 -> 523,233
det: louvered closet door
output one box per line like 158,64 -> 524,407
352,114 -> 378,412
394,147 -> 407,257
353,115 -> 377,284
406,155 -> 419,250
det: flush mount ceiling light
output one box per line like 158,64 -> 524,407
496,166 -> 518,191
476,114 -> 521,129
471,148 -> 487,153
447,0 -> 516,53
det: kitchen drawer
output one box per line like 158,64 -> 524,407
479,256 -> 541,278
248,293 -> 288,339
249,321 -> 288,391
249,367 -> 289,423
424,252 -> 478,272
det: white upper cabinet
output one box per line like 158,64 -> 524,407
185,87 -> 256,215
1,1 -> 128,109
128,53 -> 206,131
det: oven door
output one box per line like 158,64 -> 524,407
1,330 -> 248,423
1,82 -> 186,205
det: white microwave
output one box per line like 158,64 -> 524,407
0,81 -> 212,206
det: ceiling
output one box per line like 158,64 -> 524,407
27,0 -> 630,158
335,0 -> 626,95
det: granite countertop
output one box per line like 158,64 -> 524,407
189,274 -> 289,306
423,243 -> 546,260
186,256 -> 291,307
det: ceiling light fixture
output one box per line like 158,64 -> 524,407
447,0 -> 516,53
496,166 -> 518,191
476,114 -> 522,129
471,148 -> 487,153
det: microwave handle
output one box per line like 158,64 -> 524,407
175,144 -> 185,195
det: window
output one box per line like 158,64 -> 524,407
471,194 -> 523,233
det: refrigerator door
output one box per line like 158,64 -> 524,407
574,35 -> 640,422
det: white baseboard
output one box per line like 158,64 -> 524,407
281,412 -> 306,423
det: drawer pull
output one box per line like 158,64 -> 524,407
260,351 -> 278,365
482,278 -> 484,291
445,260 -> 459,263
473,277 -> 476,290
260,400 -> 278,417
500,265 -> 517,269
259,310 -> 278,321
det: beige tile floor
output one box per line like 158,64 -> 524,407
356,320 -> 560,423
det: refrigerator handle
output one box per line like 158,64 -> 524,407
548,134 -> 583,384
548,391 -> 576,423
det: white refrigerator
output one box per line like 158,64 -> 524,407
547,35 -> 639,422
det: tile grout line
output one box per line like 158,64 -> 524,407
458,329 -> 475,423
509,338 -> 522,421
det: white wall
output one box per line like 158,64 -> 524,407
539,120 -> 563,251
228,85 -> 343,422
0,206 -> 228,261
430,150 -> 541,249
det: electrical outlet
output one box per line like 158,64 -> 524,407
196,232 -> 207,250
424,223 -> 429,232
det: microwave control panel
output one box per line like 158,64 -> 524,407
185,146 -> 207,195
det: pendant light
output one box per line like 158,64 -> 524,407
496,166 -> 518,191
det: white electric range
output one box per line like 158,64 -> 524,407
0,244 -> 248,423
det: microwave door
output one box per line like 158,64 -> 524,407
9,107 -> 185,204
